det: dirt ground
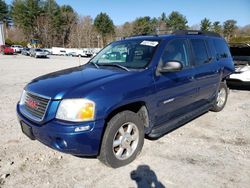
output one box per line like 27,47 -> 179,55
0,54 -> 249,188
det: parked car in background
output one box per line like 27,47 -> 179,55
0,45 -> 14,55
43,49 -> 52,56
227,43 -> 250,87
21,48 -> 31,56
11,45 -> 23,53
67,52 -> 79,57
17,30 -> 234,168
59,50 -> 67,56
66,50 -> 87,57
30,48 -> 47,58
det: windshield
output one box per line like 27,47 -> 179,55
35,49 -> 43,52
90,39 -> 160,69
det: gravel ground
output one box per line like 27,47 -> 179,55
0,54 -> 250,188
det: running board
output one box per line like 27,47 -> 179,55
148,103 -> 212,138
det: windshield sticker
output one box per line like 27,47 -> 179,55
140,41 -> 159,47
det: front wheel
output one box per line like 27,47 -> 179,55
211,82 -> 228,112
98,111 -> 144,168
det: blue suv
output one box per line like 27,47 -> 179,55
17,30 -> 234,168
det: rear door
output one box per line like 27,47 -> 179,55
189,38 -> 220,106
154,38 -> 197,126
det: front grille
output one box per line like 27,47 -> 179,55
23,92 -> 50,121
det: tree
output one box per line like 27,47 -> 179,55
94,12 -> 115,46
68,15 -> 99,48
223,19 -> 237,41
0,0 -> 8,21
160,12 -> 167,22
212,21 -> 222,34
200,18 -> 211,31
42,0 -> 62,46
166,11 -> 188,31
154,12 -> 169,34
116,21 -> 133,38
132,16 -> 157,35
11,0 -> 41,39
60,5 -> 76,47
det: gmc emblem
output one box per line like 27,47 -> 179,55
26,98 -> 39,109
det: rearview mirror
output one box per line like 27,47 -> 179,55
160,61 -> 183,73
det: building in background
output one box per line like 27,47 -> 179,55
0,21 -> 5,45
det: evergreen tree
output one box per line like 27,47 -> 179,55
223,19 -> 237,40
212,21 -> 222,34
94,12 -> 115,46
0,0 -> 8,21
200,18 -> 211,31
166,11 -> 188,31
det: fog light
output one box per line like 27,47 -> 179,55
55,138 -> 67,150
75,125 -> 91,132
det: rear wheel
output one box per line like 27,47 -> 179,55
211,82 -> 228,112
98,111 -> 144,168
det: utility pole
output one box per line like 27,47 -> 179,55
0,21 -> 5,45
97,35 -> 100,48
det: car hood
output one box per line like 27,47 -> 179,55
26,66 -> 130,99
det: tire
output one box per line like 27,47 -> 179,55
98,111 -> 144,168
211,82 -> 228,112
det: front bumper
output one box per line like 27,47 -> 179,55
16,104 -> 105,156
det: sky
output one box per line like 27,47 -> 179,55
6,0 -> 250,26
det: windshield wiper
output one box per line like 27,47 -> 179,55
98,64 -> 130,71
89,62 -> 99,69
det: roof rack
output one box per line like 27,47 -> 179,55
125,33 -> 158,39
173,30 -> 221,38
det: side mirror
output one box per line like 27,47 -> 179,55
160,61 -> 183,73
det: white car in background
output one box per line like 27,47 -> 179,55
11,45 -> 23,53
227,43 -> 250,87
30,48 -> 47,58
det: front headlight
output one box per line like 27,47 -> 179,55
19,90 -> 27,105
56,99 -> 95,122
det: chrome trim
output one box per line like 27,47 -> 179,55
25,90 -> 51,100
20,91 -> 51,122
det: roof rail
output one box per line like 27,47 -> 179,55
173,30 -> 221,38
125,33 -> 158,39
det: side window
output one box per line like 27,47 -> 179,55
213,39 -> 231,59
161,39 -> 189,67
190,39 -> 209,66
207,39 -> 217,59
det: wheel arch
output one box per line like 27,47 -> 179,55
104,101 -> 150,129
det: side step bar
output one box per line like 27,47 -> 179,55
148,103 -> 212,138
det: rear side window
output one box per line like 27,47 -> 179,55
213,39 -> 231,59
190,39 -> 209,66
161,39 -> 190,67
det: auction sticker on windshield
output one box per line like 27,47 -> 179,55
140,41 -> 159,47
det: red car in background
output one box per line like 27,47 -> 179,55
0,45 -> 14,55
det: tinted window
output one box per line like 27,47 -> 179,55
230,47 -> 250,57
190,39 -> 209,66
207,39 -> 217,59
213,39 -> 231,59
161,39 -> 189,67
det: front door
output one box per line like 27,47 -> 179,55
154,38 -> 197,126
